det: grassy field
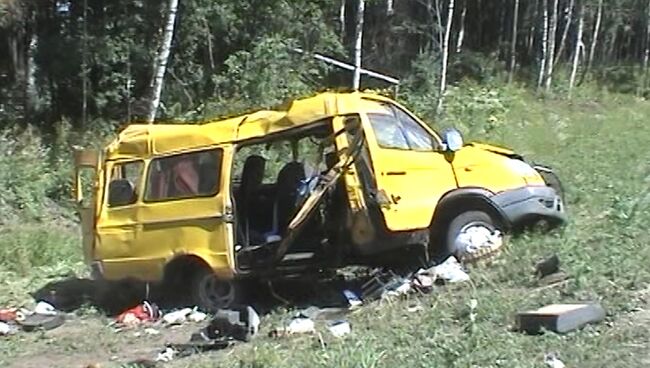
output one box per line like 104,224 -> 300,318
1,88 -> 650,367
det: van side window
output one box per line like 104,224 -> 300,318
366,102 -> 437,151
107,161 -> 143,207
145,149 -> 222,202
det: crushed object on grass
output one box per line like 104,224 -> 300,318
287,317 -> 315,334
0,308 -> 18,323
517,303 -> 606,334
535,254 -> 561,278
457,228 -> 504,262
0,321 -> 15,335
343,289 -> 362,308
544,353 -> 566,368
188,308 -> 207,322
155,347 -> 177,362
162,308 -> 193,325
116,301 -> 160,326
194,306 -> 260,342
328,320 -> 351,337
431,257 -> 470,283
34,301 -> 58,316
18,313 -> 65,332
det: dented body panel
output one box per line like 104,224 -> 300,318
74,91 -> 567,284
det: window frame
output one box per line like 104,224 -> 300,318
363,99 -> 442,152
143,147 -> 224,203
104,159 -> 145,208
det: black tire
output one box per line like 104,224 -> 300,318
440,210 -> 500,262
191,268 -> 239,312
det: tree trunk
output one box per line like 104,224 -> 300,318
437,0 -> 455,113
352,0 -> 365,90
508,0 -> 520,83
554,0 -> 575,66
586,0 -> 603,75
643,0 -> 650,93
537,0 -> 548,89
569,1 -> 583,97
545,0 -> 559,91
455,0 -> 467,53
81,0 -> 88,127
145,0 -> 179,123
340,0 -> 346,41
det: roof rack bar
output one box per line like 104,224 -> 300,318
292,48 -> 400,85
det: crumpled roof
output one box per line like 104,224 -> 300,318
104,91 -> 394,160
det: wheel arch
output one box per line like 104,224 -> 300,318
430,188 -> 510,237
162,253 -> 213,286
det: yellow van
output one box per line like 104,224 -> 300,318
74,92 -> 566,310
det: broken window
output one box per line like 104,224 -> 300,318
366,102 -> 438,151
145,149 -> 222,202
107,160 -> 144,207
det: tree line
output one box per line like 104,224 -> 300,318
1,0 -> 648,132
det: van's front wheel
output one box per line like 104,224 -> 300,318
192,269 -> 238,312
443,210 -> 504,262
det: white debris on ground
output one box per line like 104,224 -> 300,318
544,353 -> 566,368
456,227 -> 503,261
155,347 -> 177,362
327,320 -> 351,337
431,257 -> 471,283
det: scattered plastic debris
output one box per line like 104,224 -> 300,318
155,347 -> 177,362
431,257 -> 470,283
116,301 -> 160,326
162,308 -> 193,325
517,303 -> 606,334
544,353 -> 566,368
34,301 -> 58,316
188,309 -> 208,323
456,227 -> 503,261
0,321 -> 14,335
287,317 -> 315,334
194,306 -> 260,342
0,308 -> 18,323
328,320 -> 351,337
343,289 -> 362,308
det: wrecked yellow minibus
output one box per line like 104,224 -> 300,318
74,92 -> 566,310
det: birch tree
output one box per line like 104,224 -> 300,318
145,0 -> 179,123
545,0 -> 559,91
352,0 -> 365,90
642,0 -> 650,93
537,0 -> 549,89
585,0 -> 603,76
340,0 -> 346,41
508,0 -> 520,83
554,0 -> 575,66
437,0 -> 455,112
569,1 -> 584,97
455,0 -> 467,53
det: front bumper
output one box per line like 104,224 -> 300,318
491,186 -> 567,227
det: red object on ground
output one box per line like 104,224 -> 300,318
0,309 -> 18,322
115,301 -> 160,325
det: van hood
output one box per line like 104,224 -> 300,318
465,142 -> 523,160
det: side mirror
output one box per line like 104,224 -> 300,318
442,128 -> 464,152
108,179 -> 137,207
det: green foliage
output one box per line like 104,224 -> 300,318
0,224 -> 79,275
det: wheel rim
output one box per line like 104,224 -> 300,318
454,221 -> 502,257
197,274 -> 235,310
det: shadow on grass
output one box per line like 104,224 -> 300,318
29,273 -> 377,317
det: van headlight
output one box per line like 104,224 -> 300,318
506,158 -> 539,177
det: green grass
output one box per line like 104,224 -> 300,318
2,87 -> 650,367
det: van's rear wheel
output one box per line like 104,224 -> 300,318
192,269 -> 237,311
443,210 -> 504,262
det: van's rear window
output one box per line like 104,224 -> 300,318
144,148 -> 222,202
